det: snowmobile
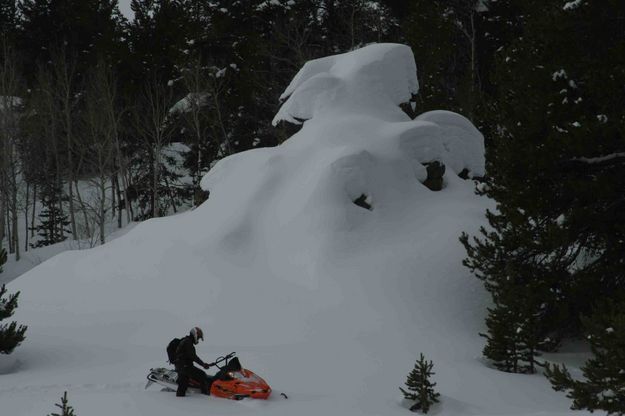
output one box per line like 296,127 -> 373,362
145,352 -> 272,400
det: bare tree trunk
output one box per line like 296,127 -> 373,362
118,152 -> 131,223
152,120 -> 162,219
24,181 -> 29,252
31,184 -> 36,238
110,175 -> 116,220
5,208 -> 11,253
212,92 -> 233,156
66,123 -> 77,239
0,180 -> 5,247
122,169 -> 132,223
150,146 -> 158,218
8,142 -> 19,261
74,180 -> 91,239
0,133 -> 5,247
10,183 -> 18,261
458,7 -> 479,120
52,46 -> 79,239
134,75 -> 176,219
114,175 -> 122,229
113,115 -> 130,224
0,39 -> 21,259
469,10 -> 477,119
99,177 -> 106,245
56,150 -> 65,241
0,39 -> 16,252
350,4 -> 356,49
81,59 -> 120,243
181,59 -> 213,209
163,175 -> 177,214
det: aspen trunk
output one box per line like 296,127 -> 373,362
99,177 -> 106,245
24,181 -> 29,252
114,175 -> 122,229
74,180 -> 91,239
31,184 -> 36,238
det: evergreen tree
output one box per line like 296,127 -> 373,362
479,0 -> 540,92
400,353 -> 441,413
30,184 -> 71,248
462,0 -> 625,373
18,0 -> 126,80
127,0 -> 191,84
480,301 -> 519,372
48,391 -> 76,416
461,207 -> 563,373
187,0 -> 282,153
0,284 -> 27,354
319,0 -> 399,53
545,301 -> 625,415
401,0 -> 484,119
0,0 -> 18,38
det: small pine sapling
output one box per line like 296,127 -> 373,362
48,391 -> 77,416
400,353 -> 441,413
0,284 -> 27,354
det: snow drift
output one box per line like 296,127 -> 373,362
0,44 -> 586,416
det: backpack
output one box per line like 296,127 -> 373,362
166,337 -> 181,364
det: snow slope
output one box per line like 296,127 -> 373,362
0,44 -> 591,416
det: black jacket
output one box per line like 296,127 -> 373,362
175,336 -> 206,368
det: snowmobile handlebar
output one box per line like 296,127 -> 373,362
209,352 -> 236,369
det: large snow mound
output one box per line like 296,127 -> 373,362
273,43 -> 418,124
0,44 -> 584,416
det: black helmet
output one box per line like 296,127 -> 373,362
190,327 -> 204,344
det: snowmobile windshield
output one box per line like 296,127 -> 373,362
222,357 -> 242,372
214,357 -> 243,381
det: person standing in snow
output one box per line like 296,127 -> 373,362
174,327 -> 213,397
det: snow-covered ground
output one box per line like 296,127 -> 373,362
0,44 -> 592,416
0,223 -> 138,286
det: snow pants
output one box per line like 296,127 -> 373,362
175,365 -> 212,396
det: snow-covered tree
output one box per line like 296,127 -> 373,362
400,353 -> 441,413
0,283 -> 27,355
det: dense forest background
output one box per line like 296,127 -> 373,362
0,1 -> 624,412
